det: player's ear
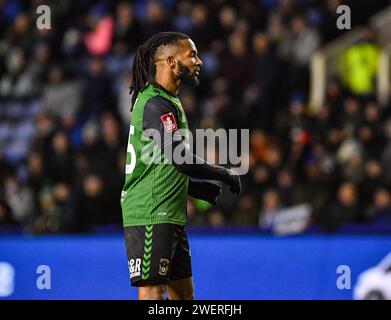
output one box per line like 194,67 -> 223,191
167,56 -> 176,69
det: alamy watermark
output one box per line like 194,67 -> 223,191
336,265 -> 351,290
336,5 -> 351,30
36,5 -> 51,30
36,265 -> 51,290
0,262 -> 15,297
0,263 -> 51,297
125,127 -> 250,176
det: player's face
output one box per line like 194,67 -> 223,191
175,39 -> 203,86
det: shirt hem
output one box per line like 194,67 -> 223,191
123,219 -> 187,227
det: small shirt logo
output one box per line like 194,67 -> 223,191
159,258 -> 170,276
160,113 -> 177,133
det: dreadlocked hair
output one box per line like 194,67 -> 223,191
129,32 -> 190,110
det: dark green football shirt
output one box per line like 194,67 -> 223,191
121,83 -> 189,227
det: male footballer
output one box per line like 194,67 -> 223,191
121,32 -> 241,300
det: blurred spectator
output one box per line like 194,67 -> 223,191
206,209 -> 225,228
173,0 -> 193,34
81,57 -> 115,119
52,183 -> 75,230
276,169 -> 294,206
188,3 -> 210,51
99,112 -> 124,224
340,26 -> 380,98
0,149 -> 16,185
259,189 -> 282,229
279,14 -> 321,93
382,119 -> 391,185
84,5 -> 114,55
4,175 -> 34,225
294,156 -> 330,221
280,14 -> 321,66
219,32 -> 252,100
77,174 -> 110,230
0,12 -> 33,54
248,32 -> 281,130
323,182 -> 360,231
0,47 -> 34,97
142,0 -> 171,39
32,183 -> 75,233
113,2 -> 142,51
232,194 -> 258,225
78,120 -> 105,173
45,131 -> 75,184
216,5 -> 237,41
26,151 -> 46,209
340,97 -> 361,135
0,200 -> 17,226
360,159 -> 383,206
42,66 -> 81,119
32,113 -> 57,157
366,187 -> 391,221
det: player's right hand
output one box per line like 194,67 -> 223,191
227,169 -> 241,195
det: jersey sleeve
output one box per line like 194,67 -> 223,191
142,96 -> 184,148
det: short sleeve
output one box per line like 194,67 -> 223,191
142,96 -> 183,148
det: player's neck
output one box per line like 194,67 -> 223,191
154,76 -> 180,96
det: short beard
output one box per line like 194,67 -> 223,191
178,61 -> 200,87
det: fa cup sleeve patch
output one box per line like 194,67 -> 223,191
160,112 -> 178,133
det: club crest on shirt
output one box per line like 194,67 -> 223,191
158,258 -> 170,276
160,113 -> 177,133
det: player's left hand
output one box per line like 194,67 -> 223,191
188,179 -> 222,205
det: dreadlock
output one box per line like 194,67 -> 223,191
129,32 -> 190,110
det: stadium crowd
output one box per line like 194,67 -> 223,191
1,0 -> 391,233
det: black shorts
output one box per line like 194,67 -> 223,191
124,223 -> 192,287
